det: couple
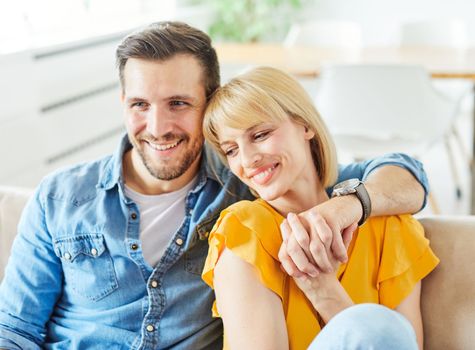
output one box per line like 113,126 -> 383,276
0,21 -> 434,349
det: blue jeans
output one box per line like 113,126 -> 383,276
308,304 -> 418,350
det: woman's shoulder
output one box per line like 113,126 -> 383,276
362,214 -> 424,238
211,199 -> 283,255
221,199 -> 283,230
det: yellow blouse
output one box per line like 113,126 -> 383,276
202,199 -> 439,350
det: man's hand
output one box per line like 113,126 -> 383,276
278,195 -> 361,277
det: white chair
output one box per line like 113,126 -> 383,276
284,20 -> 363,104
400,19 -> 468,49
315,64 -> 458,212
399,19 -> 473,199
284,20 -> 362,48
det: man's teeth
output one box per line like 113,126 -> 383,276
253,165 -> 277,181
149,140 -> 180,151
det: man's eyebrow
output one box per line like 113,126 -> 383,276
125,96 -> 146,103
167,95 -> 196,102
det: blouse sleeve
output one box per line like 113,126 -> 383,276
201,202 -> 284,317
374,215 -> 439,309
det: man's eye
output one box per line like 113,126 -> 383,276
131,102 -> 147,109
170,101 -> 188,107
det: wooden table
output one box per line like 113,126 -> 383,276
216,43 -> 475,214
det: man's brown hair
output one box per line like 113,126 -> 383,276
116,21 -> 220,99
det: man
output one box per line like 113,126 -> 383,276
0,21 -> 427,349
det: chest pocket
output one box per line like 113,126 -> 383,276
184,238 -> 209,275
54,233 -> 118,301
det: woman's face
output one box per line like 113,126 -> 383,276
217,116 -> 315,202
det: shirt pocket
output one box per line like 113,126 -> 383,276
184,238 -> 209,276
53,233 -> 119,301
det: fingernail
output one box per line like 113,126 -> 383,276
309,269 -> 319,278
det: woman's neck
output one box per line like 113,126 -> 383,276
268,171 -> 330,217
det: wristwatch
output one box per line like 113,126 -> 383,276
331,179 -> 372,226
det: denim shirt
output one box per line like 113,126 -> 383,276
0,135 -> 428,350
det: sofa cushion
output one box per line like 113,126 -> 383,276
419,216 -> 475,350
0,188 -> 474,349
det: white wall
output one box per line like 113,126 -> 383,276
299,0 -> 475,45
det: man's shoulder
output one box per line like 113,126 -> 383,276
38,154 -> 115,202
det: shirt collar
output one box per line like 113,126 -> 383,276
97,133 -> 131,191
97,135 -> 233,192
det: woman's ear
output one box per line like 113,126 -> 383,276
304,126 -> 315,140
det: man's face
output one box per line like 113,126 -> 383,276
121,55 -> 207,182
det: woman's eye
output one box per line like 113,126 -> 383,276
224,148 -> 238,157
254,131 -> 270,141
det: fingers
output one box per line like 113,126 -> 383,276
286,213 -> 310,255
330,224 -> 348,263
280,216 -> 291,242
341,223 -> 358,250
305,214 -> 334,273
280,217 -> 319,277
278,241 -> 304,278
307,210 -> 348,264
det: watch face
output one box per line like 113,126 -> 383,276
333,178 -> 360,197
335,178 -> 360,191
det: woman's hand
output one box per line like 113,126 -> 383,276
278,205 -> 358,277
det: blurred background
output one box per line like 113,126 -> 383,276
0,0 -> 474,215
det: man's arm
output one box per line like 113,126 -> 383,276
279,153 -> 428,277
0,185 -> 62,349
335,153 -> 428,214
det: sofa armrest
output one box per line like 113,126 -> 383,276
0,186 -> 33,281
419,216 -> 475,350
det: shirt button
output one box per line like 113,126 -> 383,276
150,280 -> 158,288
131,213 -> 137,220
131,243 -> 139,250
91,248 -> 98,256
175,238 -> 184,246
64,253 -> 71,260
146,324 -> 155,332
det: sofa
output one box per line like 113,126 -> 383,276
0,186 -> 474,349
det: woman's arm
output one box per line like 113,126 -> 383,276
290,223 -> 356,324
294,273 -> 354,324
280,165 -> 426,277
395,282 -> 423,350
214,248 -> 288,350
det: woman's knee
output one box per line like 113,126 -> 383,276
308,304 -> 418,350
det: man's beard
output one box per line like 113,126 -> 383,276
135,134 -> 203,181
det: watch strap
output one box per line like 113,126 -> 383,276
354,182 -> 371,226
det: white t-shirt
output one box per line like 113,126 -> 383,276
124,177 -> 197,267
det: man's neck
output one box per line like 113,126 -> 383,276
122,149 -> 201,195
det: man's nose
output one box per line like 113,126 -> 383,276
146,107 -> 174,137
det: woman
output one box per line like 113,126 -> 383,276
201,67 -> 438,350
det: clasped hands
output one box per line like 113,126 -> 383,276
278,194 -> 362,278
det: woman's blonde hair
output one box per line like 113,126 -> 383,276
203,66 -> 338,188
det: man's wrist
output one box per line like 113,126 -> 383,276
327,194 -> 363,229
332,179 -> 372,226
